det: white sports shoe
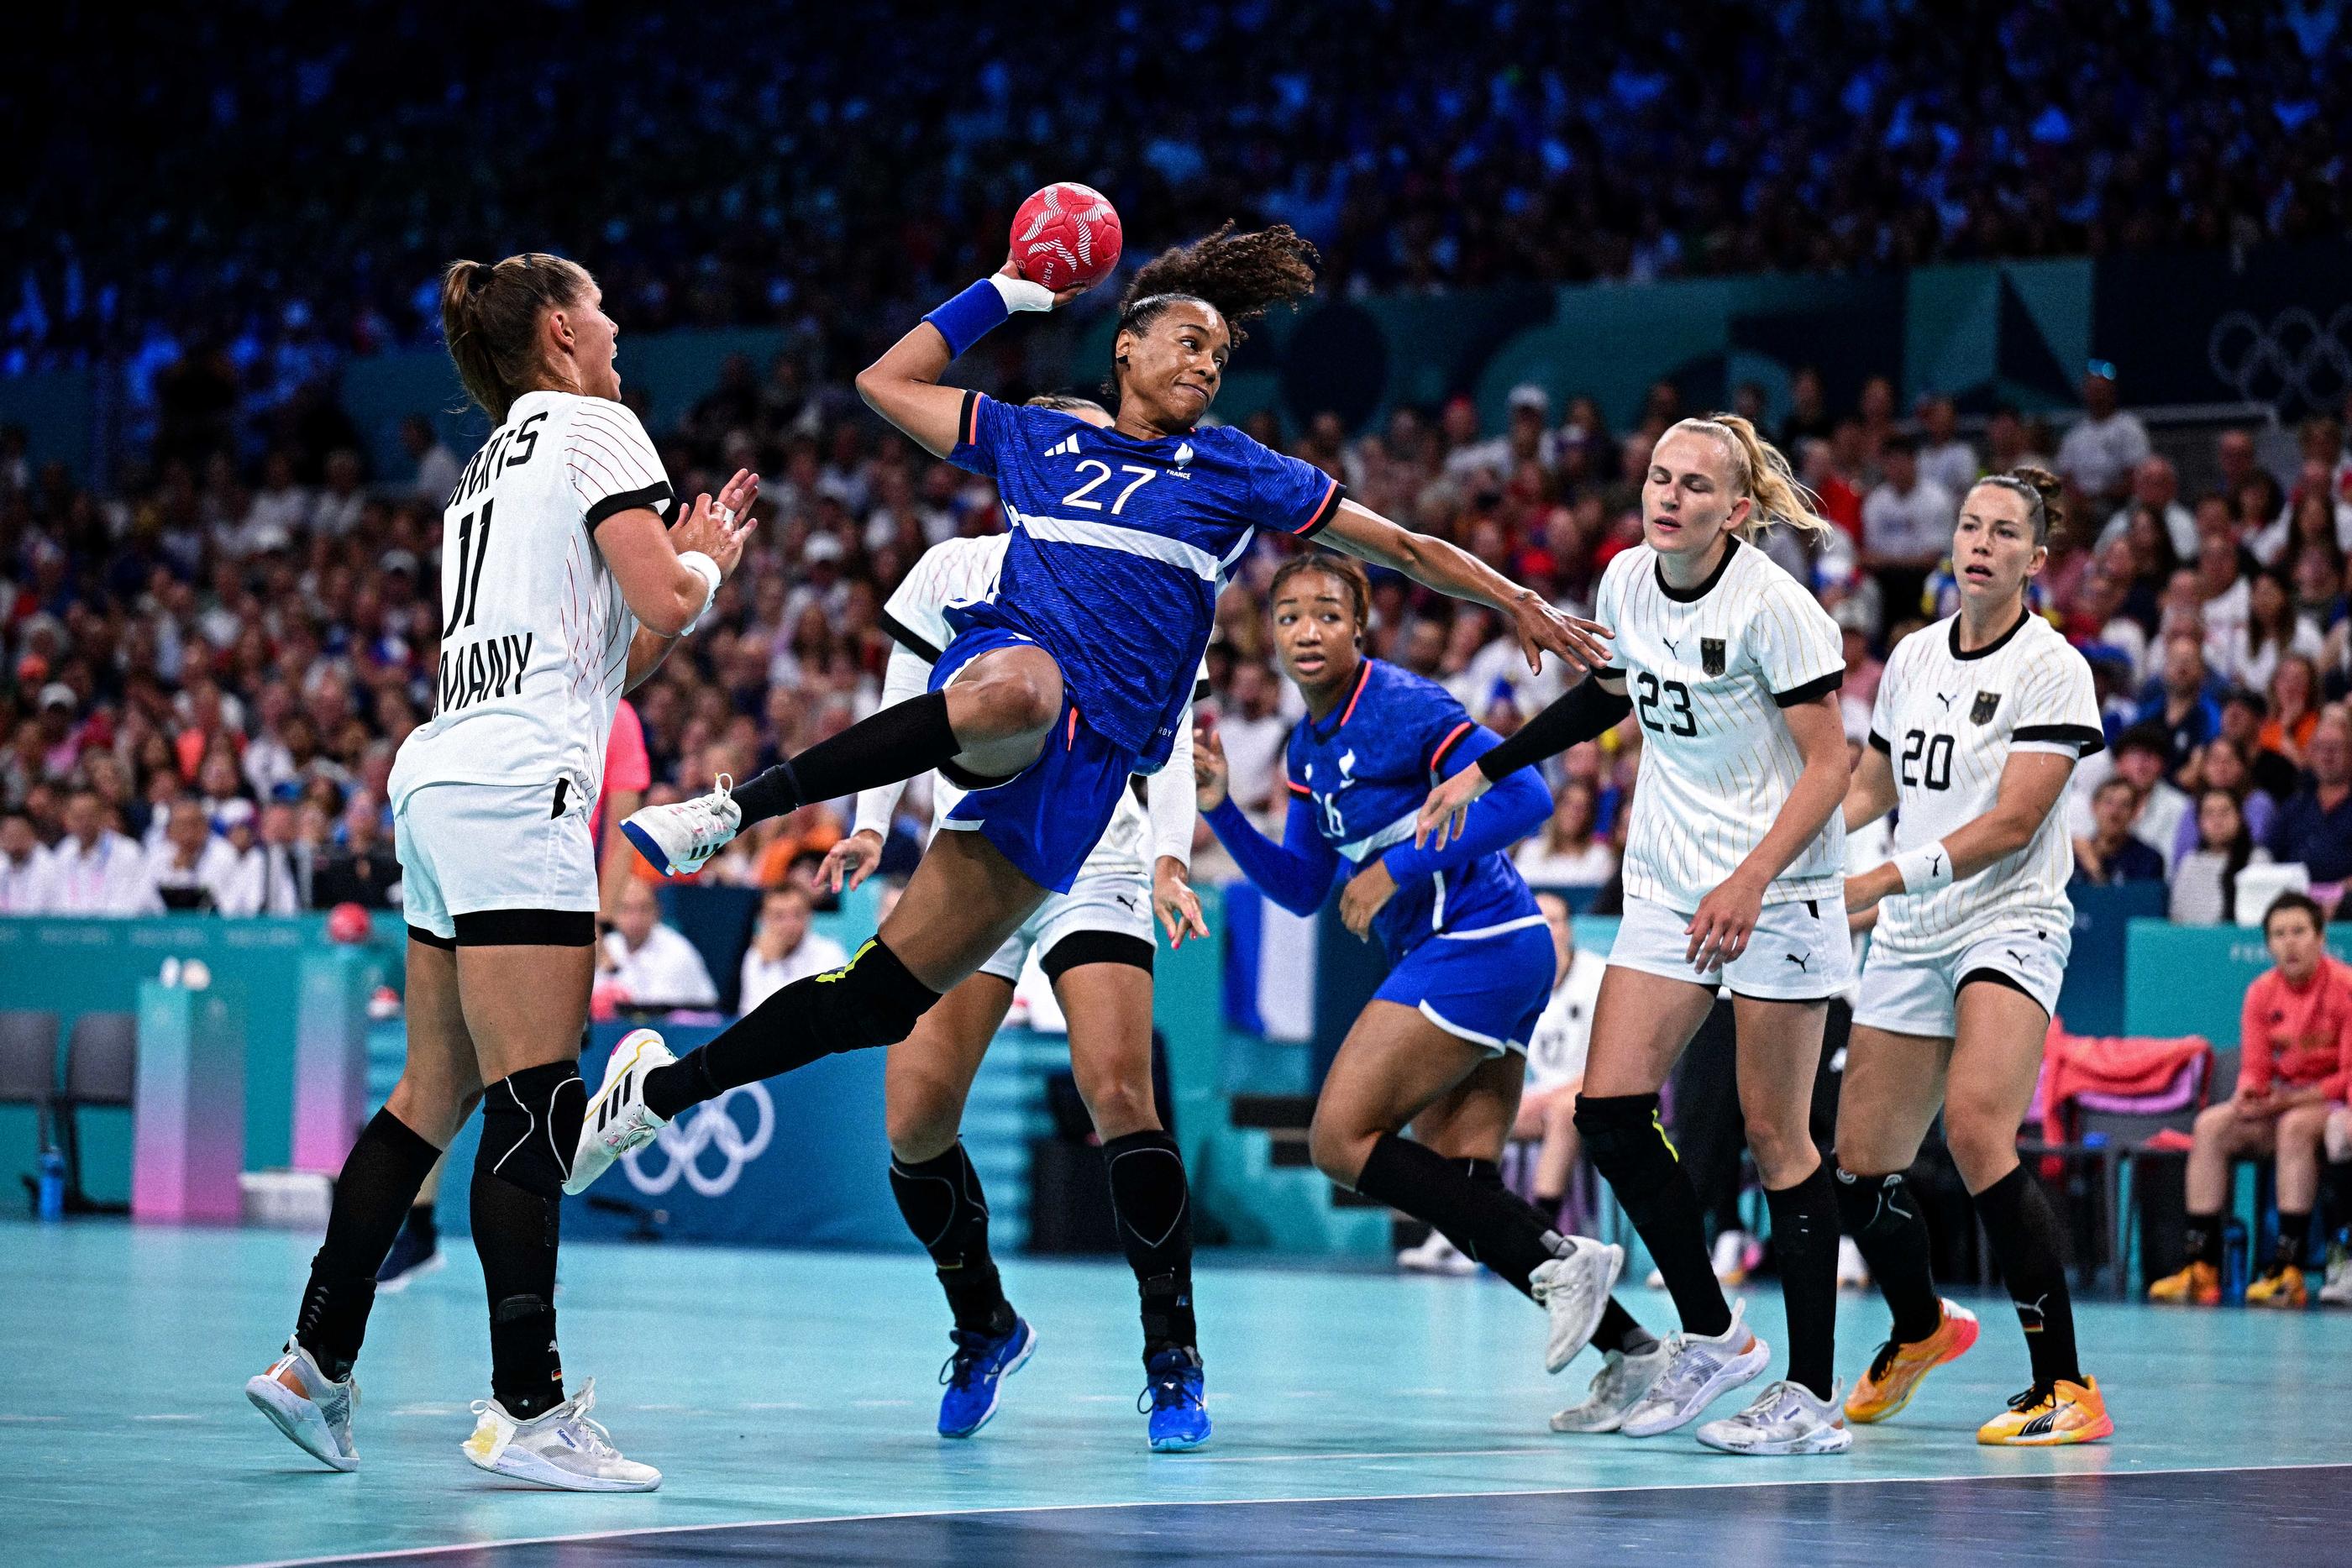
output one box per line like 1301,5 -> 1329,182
621,775 -> 740,876
2319,1241 -> 2352,1306
461,1379 -> 659,1492
1530,1236 -> 1626,1373
245,1339 -> 360,1471
1397,1231 -> 1479,1276
567,1029 -> 673,1196
1694,1377 -> 1854,1455
1551,1342 -> 1672,1434
1618,1298 -> 1772,1437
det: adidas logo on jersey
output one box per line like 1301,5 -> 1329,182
1042,434 -> 1082,458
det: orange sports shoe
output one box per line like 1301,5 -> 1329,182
1845,1298 -> 1980,1424
2244,1266 -> 2308,1308
1977,1377 -> 2113,1446
2146,1261 -> 2221,1305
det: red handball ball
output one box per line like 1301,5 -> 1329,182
326,901 -> 372,946
1011,183 -> 1122,291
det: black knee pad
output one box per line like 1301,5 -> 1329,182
1575,1093 -> 1677,1189
1834,1165 -> 1914,1240
480,1061 -> 586,1200
816,938 -> 941,1054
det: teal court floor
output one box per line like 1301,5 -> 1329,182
4,1218 -> 2346,1567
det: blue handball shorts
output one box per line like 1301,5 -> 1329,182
929,622 -> 1140,895
1373,917 -> 1556,1057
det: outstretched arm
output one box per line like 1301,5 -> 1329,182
1317,500 -> 1611,674
1415,674 -> 1630,847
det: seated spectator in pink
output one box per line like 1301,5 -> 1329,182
2149,893 -> 2352,1307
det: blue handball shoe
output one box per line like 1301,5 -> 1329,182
937,1318 -> 1037,1439
1140,1347 -> 1210,1452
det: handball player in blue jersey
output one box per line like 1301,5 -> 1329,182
1198,554 -> 1661,1422
566,224 -> 1609,1409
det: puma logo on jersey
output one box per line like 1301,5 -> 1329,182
2007,949 -> 2025,965
436,632 -> 535,716
1935,692 -> 1956,711
1042,434 -> 1083,458
1785,952 -> 1811,971
1662,636 -> 1681,658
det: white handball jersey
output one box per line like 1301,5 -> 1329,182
389,391 -> 672,811
878,534 -> 1202,883
1597,537 -> 1846,910
1866,610 -> 2104,956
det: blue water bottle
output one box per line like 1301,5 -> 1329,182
37,1146 -> 66,1222
2222,1217 -> 2250,1303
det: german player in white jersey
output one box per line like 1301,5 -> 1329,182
1835,467 -> 2115,1448
244,254 -> 755,1492
822,396 -> 1217,1450
1420,415 -> 1856,1455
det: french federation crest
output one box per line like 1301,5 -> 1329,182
1700,638 -> 1726,676
1971,691 -> 2000,725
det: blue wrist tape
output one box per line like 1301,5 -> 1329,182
923,279 -> 1011,359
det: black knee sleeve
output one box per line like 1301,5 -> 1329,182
657,938 -> 943,1117
1575,1093 -> 1677,1194
1835,1166 -> 1914,1241
1103,1130 -> 1196,1356
480,1061 -> 586,1200
824,938 -> 942,1046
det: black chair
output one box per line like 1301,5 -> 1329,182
57,1011 -> 136,1214
1,1011 -> 63,1211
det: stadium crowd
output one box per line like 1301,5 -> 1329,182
8,0 -> 2348,389
6,334 -> 2352,928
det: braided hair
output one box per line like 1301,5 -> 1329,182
1109,223 -> 1319,394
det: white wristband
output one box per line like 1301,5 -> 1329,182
1891,840 -> 1954,894
677,550 -> 722,634
986,273 -> 1057,313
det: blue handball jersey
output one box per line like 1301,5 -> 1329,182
1284,659 -> 1542,960
949,391 -> 1343,770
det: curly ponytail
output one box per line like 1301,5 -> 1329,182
1110,223 -> 1319,392
1973,465 -> 2066,547
440,253 -> 594,423
1664,414 -> 1836,542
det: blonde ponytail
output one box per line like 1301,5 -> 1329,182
1665,413 -> 1836,542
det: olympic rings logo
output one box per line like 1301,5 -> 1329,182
622,1082 -> 775,1198
2207,306 -> 2352,406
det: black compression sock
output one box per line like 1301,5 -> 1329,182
890,1143 -> 1013,1335
2183,1209 -> 2223,1267
1461,1156 -> 1651,1351
1576,1093 -> 1732,1338
1974,1163 -> 2082,1387
2327,1162 -> 2352,1242
731,692 -> 961,826
295,1106 -> 444,1379
1765,1163 -> 1840,1401
2273,1209 -> 2313,1273
1835,1167 -> 1942,1345
409,1202 -> 437,1243
646,938 -> 941,1119
472,1097 -> 566,1420
1353,1134 -> 1557,1288
1593,1298 -> 1658,1358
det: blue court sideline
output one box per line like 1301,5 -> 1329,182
7,1219 -> 2345,1568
